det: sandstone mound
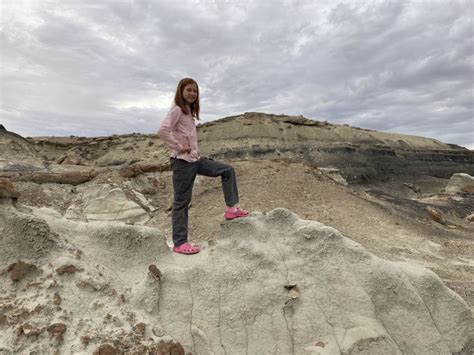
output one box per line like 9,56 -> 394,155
445,173 -> 474,194
0,203 -> 472,354
0,125 -> 44,172
1,177 -> 474,355
153,208 -> 473,354
0,203 -> 179,354
0,202 -> 58,268
64,183 -> 154,222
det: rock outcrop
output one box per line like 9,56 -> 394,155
154,208 -> 473,354
1,203 -> 472,354
198,113 -> 474,183
0,178 -> 20,199
3,114 -> 473,185
0,125 -> 43,167
25,133 -> 169,171
0,202 -> 179,354
1,117 -> 473,354
445,173 -> 474,194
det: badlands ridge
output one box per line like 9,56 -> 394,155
0,113 -> 473,354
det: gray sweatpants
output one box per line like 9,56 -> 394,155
171,157 -> 239,247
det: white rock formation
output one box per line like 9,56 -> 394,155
64,183 -> 150,222
445,173 -> 474,194
0,203 -> 472,354
155,208 -> 473,354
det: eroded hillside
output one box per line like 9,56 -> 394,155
1,114 -> 473,354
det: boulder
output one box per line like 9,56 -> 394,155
445,173 -> 474,194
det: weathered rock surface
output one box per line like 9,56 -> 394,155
6,261 -> 38,282
0,178 -> 20,199
0,125 -> 43,165
1,117 -> 473,354
10,170 -> 98,185
152,208 -> 473,354
25,132 -> 169,171
64,183 -> 152,222
0,202 -> 175,354
3,114 -> 473,187
445,173 -> 474,194
198,113 -> 474,183
0,204 -> 57,269
1,201 -> 472,354
3,113 -> 473,185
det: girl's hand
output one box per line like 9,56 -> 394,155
178,143 -> 191,154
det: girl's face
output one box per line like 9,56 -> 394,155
182,83 -> 198,105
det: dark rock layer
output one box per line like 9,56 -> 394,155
2,114 -> 473,184
197,113 -> 474,184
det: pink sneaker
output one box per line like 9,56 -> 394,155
224,207 -> 250,220
173,242 -> 200,255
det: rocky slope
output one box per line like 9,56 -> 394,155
4,112 -> 473,185
197,113 -> 474,184
1,113 -> 473,354
1,201 -> 473,354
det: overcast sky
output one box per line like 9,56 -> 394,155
1,0 -> 473,148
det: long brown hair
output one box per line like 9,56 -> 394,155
174,78 -> 200,120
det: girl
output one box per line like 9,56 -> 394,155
158,78 -> 249,255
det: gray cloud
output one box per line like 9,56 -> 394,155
1,0 -> 472,148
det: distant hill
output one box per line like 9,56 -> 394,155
199,112 -> 474,183
3,113 -> 472,184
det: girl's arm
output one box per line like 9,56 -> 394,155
157,106 -> 183,151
